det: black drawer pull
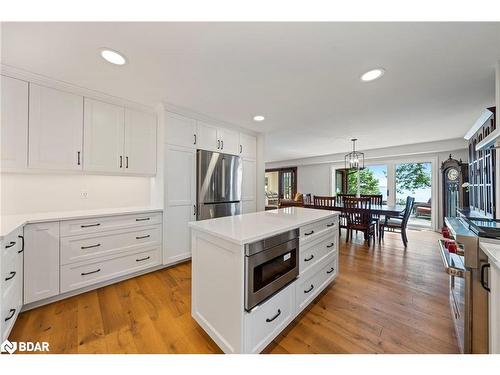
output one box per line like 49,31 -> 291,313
304,230 -> 314,236
304,254 -> 314,262
18,235 -> 24,253
481,263 -> 491,292
81,223 -> 100,228
326,223 -> 334,227
304,284 -> 314,294
81,269 -> 101,276
136,235 -> 151,240
136,218 -> 150,222
326,267 -> 335,274
5,241 -> 16,249
136,256 -> 151,262
5,309 -> 16,322
5,271 -> 16,281
327,243 -> 334,248
81,243 -> 101,250
265,309 -> 281,323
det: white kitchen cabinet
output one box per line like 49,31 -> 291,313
123,108 -> 157,175
164,145 -> 196,264
1,75 -> 29,170
217,127 -> 239,155
28,84 -> 83,170
24,222 -> 60,304
241,158 -> 256,213
165,111 -> 197,148
83,98 -> 125,172
197,121 -> 218,152
239,133 -> 257,160
490,262 -> 500,353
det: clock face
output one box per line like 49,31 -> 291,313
447,168 -> 459,181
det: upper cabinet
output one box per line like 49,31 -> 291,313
1,75 -> 28,170
196,121 -> 218,152
83,98 -> 124,173
239,133 -> 257,160
29,84 -> 83,171
165,112 -> 197,148
217,127 -> 239,155
123,108 -> 157,175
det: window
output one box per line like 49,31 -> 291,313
265,167 -> 297,205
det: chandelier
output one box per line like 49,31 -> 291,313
344,138 -> 364,170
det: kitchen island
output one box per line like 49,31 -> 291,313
188,207 -> 340,354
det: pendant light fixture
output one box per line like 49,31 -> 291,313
345,138 -> 364,170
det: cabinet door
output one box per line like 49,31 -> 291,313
123,108 -> 157,175
165,111 -> 197,148
218,127 -> 239,155
490,264 -> 500,354
164,145 -> 196,264
197,121 -> 218,152
242,159 -> 256,202
83,98 -> 125,172
29,84 -> 83,170
24,222 -> 60,304
239,133 -> 257,160
1,75 -> 28,169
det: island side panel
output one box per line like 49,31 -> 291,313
191,229 -> 245,353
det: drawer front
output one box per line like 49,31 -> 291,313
296,254 -> 337,312
245,282 -> 295,353
60,247 -> 161,293
60,225 -> 162,265
60,212 -> 162,237
299,233 -> 336,275
1,260 -> 22,341
2,227 -> 23,260
1,248 -> 23,300
300,216 -> 337,240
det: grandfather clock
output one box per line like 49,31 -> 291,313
441,155 -> 468,220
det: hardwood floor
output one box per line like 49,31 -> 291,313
9,229 -> 460,354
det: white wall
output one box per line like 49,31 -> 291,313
297,164 -> 331,196
1,173 -> 152,215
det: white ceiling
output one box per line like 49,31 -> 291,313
2,22 -> 500,162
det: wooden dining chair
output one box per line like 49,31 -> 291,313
379,196 -> 415,247
335,193 -> 355,205
361,194 -> 383,233
343,197 -> 376,245
313,195 -> 336,207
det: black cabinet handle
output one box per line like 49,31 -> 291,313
304,284 -> 314,294
126,156 -> 129,169
77,151 -> 81,166
194,204 -> 197,216
194,134 -> 197,145
304,254 -> 314,262
327,243 -> 334,248
136,256 -> 151,262
221,140 -> 224,150
18,235 -> 24,253
5,309 -> 16,322
81,223 -> 100,228
120,155 -> 123,168
240,144 -> 242,154
5,271 -> 16,281
136,218 -> 150,222
326,267 -> 335,274
481,263 -> 491,292
304,230 -> 314,236
265,309 -> 281,323
81,244 -> 101,250
81,269 -> 101,276
327,223 -> 334,227
136,235 -> 150,240
5,241 -> 16,249
217,140 -> 220,149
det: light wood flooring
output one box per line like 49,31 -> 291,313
10,229 -> 459,354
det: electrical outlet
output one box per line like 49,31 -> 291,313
81,190 -> 88,199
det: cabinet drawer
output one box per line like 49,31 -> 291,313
60,247 -> 161,293
244,282 -> 295,353
60,224 -> 161,265
60,212 -> 162,237
299,233 -> 336,275
296,254 -> 337,312
2,227 -> 23,259
300,216 -> 337,240
1,261 -> 22,341
1,248 -> 23,300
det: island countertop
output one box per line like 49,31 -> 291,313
188,207 -> 339,245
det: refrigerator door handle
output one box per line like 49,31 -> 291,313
221,157 -> 226,198
481,263 -> 491,292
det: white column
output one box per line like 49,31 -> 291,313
256,132 -> 266,212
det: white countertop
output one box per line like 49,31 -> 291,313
480,241 -> 500,270
188,207 -> 339,245
0,206 -> 163,239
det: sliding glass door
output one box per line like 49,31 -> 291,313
336,165 -> 388,203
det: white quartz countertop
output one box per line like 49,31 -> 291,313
188,207 -> 339,245
0,206 -> 163,239
480,241 -> 500,270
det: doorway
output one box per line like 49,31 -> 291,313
265,167 -> 297,207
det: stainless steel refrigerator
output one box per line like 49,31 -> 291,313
197,150 -> 242,220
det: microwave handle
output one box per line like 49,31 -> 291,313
481,263 -> 490,292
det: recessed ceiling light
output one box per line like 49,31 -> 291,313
253,115 -> 265,122
360,68 -> 385,82
100,48 -> 127,65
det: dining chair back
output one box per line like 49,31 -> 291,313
343,197 -> 376,245
313,195 -> 336,208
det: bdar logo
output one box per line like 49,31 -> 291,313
1,339 -> 17,354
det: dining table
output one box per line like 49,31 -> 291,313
302,202 -> 406,216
